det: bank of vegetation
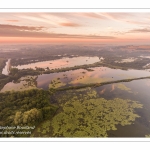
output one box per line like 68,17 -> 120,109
0,89 -> 58,137
0,58 -> 7,74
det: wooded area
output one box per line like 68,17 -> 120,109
0,89 -> 58,137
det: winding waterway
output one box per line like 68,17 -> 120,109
2,59 -> 11,75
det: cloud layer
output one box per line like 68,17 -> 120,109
59,22 -> 81,27
1,13 -> 150,43
0,24 -> 44,31
0,24 -> 115,39
128,28 -> 150,33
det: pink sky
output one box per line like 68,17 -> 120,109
0,12 -> 150,44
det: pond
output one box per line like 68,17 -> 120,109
1,66 -> 150,92
42,78 -> 150,137
11,56 -> 100,70
37,67 -> 150,90
115,58 -> 137,63
140,56 -> 150,59
0,76 -> 38,92
94,79 -> 150,137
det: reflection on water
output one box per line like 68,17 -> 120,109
95,79 -> 150,137
37,67 -> 150,90
115,57 -> 137,63
2,65 -> 150,92
0,76 -> 37,92
47,79 -> 150,137
2,59 -> 11,75
12,56 -> 100,70
140,56 -> 150,59
143,63 -> 150,69
1,63 -> 150,137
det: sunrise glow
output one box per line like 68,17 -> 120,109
0,12 -> 150,44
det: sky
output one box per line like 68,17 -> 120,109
0,12 -> 150,44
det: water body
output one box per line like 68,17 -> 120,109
12,56 -> 100,70
1,66 -> 150,92
48,78 -> 150,137
95,79 -> 150,137
2,59 -> 11,75
1,64 -> 150,137
143,63 -> 150,69
140,56 -> 150,59
115,58 -> 137,63
0,76 -> 37,92
37,67 -> 150,90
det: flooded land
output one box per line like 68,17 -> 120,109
1,44 -> 150,137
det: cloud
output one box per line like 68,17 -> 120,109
112,27 -> 150,35
82,13 -> 150,27
128,28 -> 150,33
103,13 -> 135,19
0,24 -> 45,31
81,13 -> 106,19
72,12 -> 128,23
5,20 -> 20,22
59,22 -> 81,27
126,20 -> 150,25
0,24 -> 116,39
102,13 -> 150,26
111,31 -> 126,35
79,12 -> 150,28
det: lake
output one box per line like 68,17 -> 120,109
37,67 -> 150,90
46,78 -> 150,137
2,66 -> 150,92
94,79 -> 150,137
12,56 -> 100,70
0,76 -> 37,92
